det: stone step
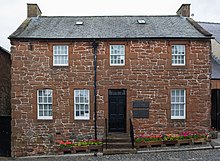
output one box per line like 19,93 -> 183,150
106,133 -> 130,139
103,148 -> 137,155
103,137 -> 131,143
103,142 -> 133,149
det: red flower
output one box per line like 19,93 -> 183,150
66,141 -> 72,145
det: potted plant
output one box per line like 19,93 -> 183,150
135,135 -> 163,148
177,132 -> 193,145
162,134 -> 178,146
58,140 -> 74,154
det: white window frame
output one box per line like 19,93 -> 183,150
74,89 -> 90,120
171,89 -> 186,119
37,89 -> 53,120
53,45 -> 69,66
110,45 -> 125,66
172,45 -> 186,66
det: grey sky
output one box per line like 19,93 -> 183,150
1,0 -> 220,51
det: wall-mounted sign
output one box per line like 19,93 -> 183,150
133,109 -> 149,118
133,101 -> 149,108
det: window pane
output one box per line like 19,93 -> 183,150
38,90 -> 43,96
44,97 -> 47,103
80,97 -> 84,103
171,110 -> 174,116
39,111 -> 43,116
85,104 -> 88,111
80,104 -> 84,111
39,104 -> 43,110
76,104 -> 79,110
76,97 -> 79,103
48,96 -> 52,103
175,110 -> 179,116
39,97 -> 42,103
180,110 -> 184,116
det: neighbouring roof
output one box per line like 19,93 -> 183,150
199,22 -> 220,43
212,55 -> 220,79
0,46 -> 10,55
9,15 -> 211,39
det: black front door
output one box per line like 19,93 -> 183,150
211,89 -> 220,131
0,116 -> 11,156
108,89 -> 126,132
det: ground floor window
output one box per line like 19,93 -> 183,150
171,89 -> 186,119
37,89 -> 53,120
74,89 -> 90,120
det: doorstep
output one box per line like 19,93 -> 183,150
210,138 -> 220,149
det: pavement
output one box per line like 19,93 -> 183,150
1,133 -> 220,161
210,132 -> 220,149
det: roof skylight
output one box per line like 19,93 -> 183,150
137,20 -> 146,24
76,21 -> 83,25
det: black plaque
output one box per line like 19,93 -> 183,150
133,101 -> 149,108
133,109 -> 149,118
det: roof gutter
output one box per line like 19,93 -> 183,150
8,37 -> 214,41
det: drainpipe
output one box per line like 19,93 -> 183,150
92,40 -> 99,140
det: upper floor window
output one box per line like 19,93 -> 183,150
37,89 -> 53,120
53,45 -> 68,66
74,89 -> 90,120
171,89 -> 186,119
110,45 -> 125,66
172,45 -> 185,66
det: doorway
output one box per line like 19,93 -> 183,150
211,89 -> 220,131
0,116 -> 11,156
108,89 -> 126,132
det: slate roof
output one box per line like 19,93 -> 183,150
199,22 -> 220,43
9,15 -> 211,39
211,55 -> 220,79
0,46 -> 10,55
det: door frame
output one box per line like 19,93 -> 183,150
211,89 -> 220,131
108,89 -> 127,133
0,116 -> 11,157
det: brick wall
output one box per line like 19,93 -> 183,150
0,49 -> 11,116
10,39 -> 211,156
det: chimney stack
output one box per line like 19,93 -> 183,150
27,4 -> 42,18
176,4 -> 190,17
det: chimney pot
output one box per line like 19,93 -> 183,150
176,4 -> 190,17
27,4 -> 42,18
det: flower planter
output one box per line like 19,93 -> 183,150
135,142 -> 148,149
192,138 -> 206,145
58,147 -> 73,154
147,141 -> 163,148
177,139 -> 192,146
88,145 -> 102,152
73,146 -> 89,153
162,140 -> 177,146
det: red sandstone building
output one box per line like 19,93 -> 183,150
9,4 -> 212,156
199,22 -> 220,131
0,46 -> 11,156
